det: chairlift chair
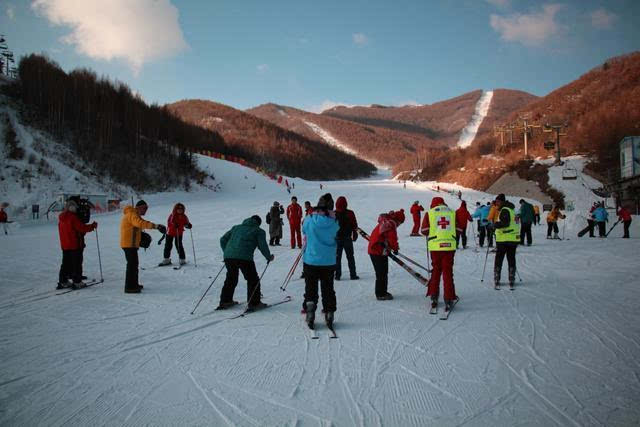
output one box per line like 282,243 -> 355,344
562,167 -> 578,180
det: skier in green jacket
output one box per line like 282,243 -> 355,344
217,215 -> 274,310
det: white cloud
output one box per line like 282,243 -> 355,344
590,8 -> 617,30
31,0 -> 188,75
256,64 -> 269,73
6,4 -> 15,20
490,3 -> 564,46
486,0 -> 510,8
352,33 -> 368,46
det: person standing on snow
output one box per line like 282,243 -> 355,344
120,200 -> 166,294
617,206 -> 632,238
410,201 -> 424,236
286,196 -> 303,249
455,200 -> 473,249
267,201 -> 284,246
422,197 -> 458,311
0,205 -> 9,235
218,215 -> 274,310
335,196 -> 359,281
302,194 -> 339,327
592,202 -> 609,237
546,205 -> 566,239
533,204 -> 541,225
493,194 -> 520,290
368,209 -> 405,301
304,201 -> 313,216
57,199 -> 98,289
486,201 -> 498,247
518,199 -> 535,246
159,203 -> 192,266
472,202 -> 490,247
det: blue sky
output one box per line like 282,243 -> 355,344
1,1 -> 639,112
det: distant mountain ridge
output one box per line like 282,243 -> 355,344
167,99 -> 376,179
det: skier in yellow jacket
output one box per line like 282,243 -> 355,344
120,200 -> 166,293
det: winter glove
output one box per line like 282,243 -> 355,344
352,231 -> 358,242
156,224 -> 167,234
392,250 -> 399,255
91,222 -> 98,230
185,223 -> 192,229
269,254 -> 275,262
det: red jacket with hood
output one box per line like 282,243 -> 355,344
167,203 -> 191,237
335,196 -> 358,240
58,210 -> 95,250
455,201 -> 473,231
618,207 -> 632,222
367,209 -> 404,256
410,203 -> 424,220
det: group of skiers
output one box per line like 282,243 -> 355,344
578,201 -> 633,239
54,187 -> 634,322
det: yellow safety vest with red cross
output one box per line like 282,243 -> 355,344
427,206 -> 457,251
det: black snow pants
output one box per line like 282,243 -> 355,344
220,259 -> 261,306
623,220 -> 631,238
123,248 -> 140,291
456,229 -> 468,248
370,254 -> 389,297
163,234 -> 186,260
335,238 -> 356,279
59,249 -> 82,284
520,222 -> 532,245
303,264 -> 336,313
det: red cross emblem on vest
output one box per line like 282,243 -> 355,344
437,216 -> 450,229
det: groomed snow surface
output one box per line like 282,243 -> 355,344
1,156 -> 640,426
457,91 -> 494,149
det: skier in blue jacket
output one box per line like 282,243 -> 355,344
472,203 -> 490,247
592,203 -> 609,237
302,193 -> 340,328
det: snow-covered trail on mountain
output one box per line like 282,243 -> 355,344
457,90 -> 494,149
1,157 -> 639,426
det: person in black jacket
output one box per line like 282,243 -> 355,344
334,196 -> 359,280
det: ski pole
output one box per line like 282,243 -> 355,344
281,251 -> 303,291
246,261 -> 271,306
562,219 -> 566,240
190,228 -> 197,267
191,264 -> 225,315
516,268 -> 522,282
480,243 -> 491,282
95,229 -> 104,283
396,251 -> 431,273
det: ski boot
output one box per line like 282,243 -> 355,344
72,282 -> 86,289
430,296 -> 438,314
494,266 -> 501,290
305,301 -> 316,328
179,258 -> 187,265
56,280 -> 72,290
215,300 -> 239,310
247,302 -> 268,311
158,258 -> 172,267
376,292 -> 394,301
324,311 -> 334,329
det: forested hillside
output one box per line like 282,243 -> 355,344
167,100 -> 376,179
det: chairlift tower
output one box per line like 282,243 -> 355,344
513,114 -> 541,159
543,123 -> 568,165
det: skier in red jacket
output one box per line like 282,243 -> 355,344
287,196 -> 303,248
159,203 -> 192,266
617,206 -> 633,238
0,206 -> 8,235
455,200 -> 473,249
58,200 -> 97,289
410,201 -> 424,236
367,209 -> 404,300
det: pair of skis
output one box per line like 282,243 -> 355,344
56,279 -> 104,295
356,228 -> 429,287
303,313 -> 337,339
224,295 -> 293,319
430,298 -> 458,320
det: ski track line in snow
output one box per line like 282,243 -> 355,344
187,371 -> 235,426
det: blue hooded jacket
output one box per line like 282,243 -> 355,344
302,211 -> 339,266
472,205 -> 490,225
592,207 -> 608,222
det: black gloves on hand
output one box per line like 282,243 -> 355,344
185,223 -> 192,229
156,224 -> 167,234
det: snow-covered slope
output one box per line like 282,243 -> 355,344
1,156 -> 639,426
0,96 -> 131,224
456,90 -> 493,148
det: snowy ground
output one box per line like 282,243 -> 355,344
1,157 -> 639,426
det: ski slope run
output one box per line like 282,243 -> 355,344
457,90 -> 493,149
1,156 -> 639,426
